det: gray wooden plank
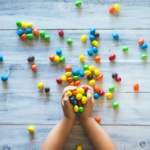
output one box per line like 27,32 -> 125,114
0,30 -> 149,62
0,125 -> 150,150
0,0 -> 150,29
0,92 -> 150,124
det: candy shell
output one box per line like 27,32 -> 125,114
76,93 -> 82,100
138,39 -> 144,45
87,49 -> 93,56
99,90 -> 105,96
92,47 -> 98,53
109,85 -> 115,92
0,55 -> 3,61
61,75 -> 67,82
84,70 -> 91,76
73,76 -> 79,81
40,30 -> 45,37
33,29 -> 39,37
67,91 -> 72,96
69,81 -> 75,86
89,79 -> 95,86
122,46 -> 128,52
87,74 -> 93,80
114,4 -> 120,12
44,35 -> 50,41
81,96 -> 87,104
94,85 -> 101,93
28,126 -> 34,133
116,77 -> 121,82
75,80 -> 80,86
90,28 -> 96,35
56,49 -> 62,55
17,29 -> 24,36
81,35 -> 87,42
27,34 -> 34,40
26,28 -> 32,34
38,82 -> 44,90
60,56 -> 65,62
21,22 -> 26,29
83,65 -> 89,70
75,1 -> 82,7
54,55 -> 60,62
95,117 -> 101,123
89,35 -> 95,41
106,92 -> 113,99
49,55 -> 55,61
79,55 -> 85,62
65,65 -> 72,71
56,78 -> 62,84
133,83 -> 139,91
141,54 -> 148,60
109,6 -> 115,14
78,88 -> 85,94
109,54 -> 116,61
1,75 -> 8,82
27,56 -> 35,62
112,33 -> 119,40
79,71 -> 84,77
94,92 -> 99,99
21,34 -> 26,40
79,107 -> 84,113
92,40 -> 99,47
16,20 -> 22,27
96,74 -> 103,80
94,69 -> 100,76
112,73 -> 118,79
74,105 -> 79,112
31,65 -> 37,72
66,72 -> 72,77
78,101 -> 83,107
94,56 -> 101,62
45,87 -> 50,93
113,102 -> 119,108
67,39 -> 73,45
72,69 -> 80,76
83,86 -> 89,92
58,30 -> 64,37
76,145 -> 82,150
89,66 -> 95,72
73,100 -> 78,105
27,23 -> 33,28
67,77 -> 73,82
94,32 -> 100,38
72,90 -> 78,95
141,43 -> 148,50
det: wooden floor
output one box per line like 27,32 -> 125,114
0,0 -> 150,149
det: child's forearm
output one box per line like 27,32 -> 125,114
80,117 -> 117,150
41,116 -> 75,150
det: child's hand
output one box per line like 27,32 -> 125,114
61,86 -> 77,121
78,85 -> 94,122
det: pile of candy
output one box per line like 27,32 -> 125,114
16,21 -> 50,41
49,49 -> 66,63
109,4 -> 120,14
67,86 -> 88,114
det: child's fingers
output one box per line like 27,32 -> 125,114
79,85 -> 94,94
62,86 -> 77,95
87,90 -> 94,103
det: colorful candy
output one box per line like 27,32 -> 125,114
99,90 -> 105,96
56,49 -> 62,56
31,65 -> 37,72
27,34 -> 34,40
28,126 -> 34,133
75,1 -> 82,7
21,22 -> 27,29
92,47 -> 98,53
61,75 -> 67,82
114,4 -> 120,12
94,116 -> 101,123
87,49 -> 93,56
60,56 -> 65,62
87,74 -> 93,80
141,54 -> 148,60
49,55 -> 55,61
1,75 -> 8,82
92,40 -> 99,47
94,92 -> 99,99
94,85 -> 101,92
106,92 -> 113,99
116,77 -> 121,82
0,55 -> 3,61
76,145 -> 82,150
89,65 -> 95,72
90,28 -> 96,35
44,35 -> 50,41
79,71 -> 84,77
89,79 -> 96,86
38,82 -> 44,90
72,69 -> 80,76
141,43 -> 148,50
56,78 -> 62,84
109,54 -> 116,61
65,65 -> 72,71
58,30 -> 64,37
17,29 -> 24,36
112,33 -> 119,40
27,23 -> 33,28
83,65 -> 89,70
94,69 -> 100,76
26,28 -> 32,34
67,39 -> 73,45
109,6 -> 115,14
133,83 -> 139,91
109,85 -> 115,92
40,30 -> 45,37
89,35 -> 95,41
112,73 -> 118,79
79,55 -> 85,62
16,20 -> 22,27
122,46 -> 128,52
138,39 -> 144,45
33,29 -> 39,37
94,56 -> 101,62
45,87 -> 50,93
66,71 -> 72,77
27,56 -> 35,62
94,32 -> 100,38
21,34 -> 26,40
81,35 -> 87,42
113,102 -> 119,108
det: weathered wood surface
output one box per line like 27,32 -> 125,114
0,0 -> 150,29
0,125 -> 150,150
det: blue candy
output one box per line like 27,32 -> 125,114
87,49 -> 93,56
0,55 -> 3,61
90,28 -> 96,35
94,92 -> 99,99
80,71 -> 84,77
141,43 -> 148,50
89,35 -> 95,41
17,29 -> 24,36
70,95 -> 75,99
73,100 -> 78,105
1,75 -> 8,82
72,69 -> 80,76
26,28 -> 32,34
112,33 -> 119,40
92,47 -> 98,53
56,49 -> 62,55
75,111 -> 81,115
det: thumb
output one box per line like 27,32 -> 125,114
63,93 -> 69,101
87,90 -> 94,103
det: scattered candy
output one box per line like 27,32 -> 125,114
27,34 -> 34,40
75,80 -> 80,86
79,71 -> 84,77
0,55 -> 3,61
21,34 -> 26,40
122,46 -> 128,52
84,70 -> 91,76
75,1 -> 82,7
116,77 -> 121,82
79,55 -> 85,62
109,54 -> 116,61
83,65 -> 89,70
113,102 -> 119,108
92,47 -> 98,53
112,33 -> 119,40
76,145 -> 82,150
67,39 -> 73,45
94,69 -> 100,76
96,74 -> 103,80
94,56 -> 101,62
106,92 -> 113,99
94,32 -> 100,38
89,79 -> 96,86
73,76 -> 79,81
109,6 -> 115,14
16,20 -> 22,27
49,55 -> 55,61
27,56 -> 35,62
61,76 -> 67,82
87,74 -> 93,80
94,116 -> 101,123
141,43 -> 148,50
40,30 -> 45,37
89,35 -> 95,41
60,56 -> 65,62
54,55 -> 60,63
99,90 -> 105,96
141,54 -> 148,60
58,30 -> 64,37
109,85 -> 115,92
21,22 -> 27,29
89,65 -> 95,72
56,78 -> 62,84
81,35 -> 87,42
94,92 -> 99,99
38,82 -> 44,90
33,29 -> 39,37
28,126 -> 34,133
65,65 -> 72,71
1,75 -> 8,82
112,73 -> 118,79
133,83 -> 139,91
44,35 -> 50,41
114,4 -> 120,12
94,85 -> 101,93
56,49 -> 62,56
66,71 -> 72,77
72,69 -> 80,76
27,23 -> 33,28
26,28 -> 32,34
17,29 -> 24,36
138,39 -> 144,45
31,65 -> 37,72
87,49 -> 93,56
92,40 -> 99,47
45,87 -> 50,93
90,28 -> 96,35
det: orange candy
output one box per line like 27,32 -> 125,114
65,65 -> 72,71
94,56 -> 101,62
72,90 -> 78,95
96,74 -> 103,80
69,81 -> 75,86
49,55 -> 55,61
67,77 -> 73,82
109,6 -> 115,14
138,39 -> 144,45
75,80 -> 80,86
94,86 -> 101,93
94,117 -> 101,123
21,34 -> 26,40
31,65 -> 37,72
133,83 -> 139,91
33,29 -> 39,37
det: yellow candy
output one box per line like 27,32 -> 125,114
94,69 -> 100,76
84,70 -> 91,76
74,105 -> 78,112
54,55 -> 60,62
106,92 -> 113,99
76,93 -> 82,100
28,126 -> 34,133
92,40 -> 99,47
38,82 -> 44,90
89,79 -> 95,86
82,96 -> 87,104
61,75 -> 67,82
21,22 -> 27,29
27,23 -> 33,28
79,55 -> 85,62
114,4 -> 120,12
65,71 -> 72,77
89,65 -> 95,72
81,35 -> 87,42
76,145 -> 82,150
77,88 -> 85,94
67,91 -> 72,96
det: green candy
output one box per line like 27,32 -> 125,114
109,85 -> 115,92
73,76 -> 79,81
67,39 -> 73,45
141,54 -> 148,60
75,1 -> 82,7
27,34 -> 33,40
44,35 -> 50,41
113,102 -> 119,108
122,46 -> 128,52
16,20 -> 22,27
40,30 -> 45,37
83,65 -> 89,70
60,56 -> 65,62
79,107 -> 84,113
82,92 -> 86,96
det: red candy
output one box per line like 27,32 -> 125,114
99,90 -> 105,96
58,30 -> 64,37
78,101 -> 83,107
116,77 -> 121,82
109,54 -> 116,61
83,86 -> 89,92
56,78 -> 62,84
